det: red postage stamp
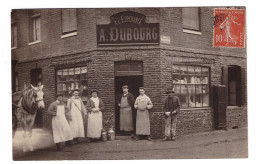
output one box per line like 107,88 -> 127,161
213,8 -> 246,48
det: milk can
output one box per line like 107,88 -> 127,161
107,128 -> 115,141
101,131 -> 107,142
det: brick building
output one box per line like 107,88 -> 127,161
11,8 -> 247,138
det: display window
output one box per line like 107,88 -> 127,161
172,65 -> 210,108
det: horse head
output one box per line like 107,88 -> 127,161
31,84 -> 45,109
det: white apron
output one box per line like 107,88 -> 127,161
87,98 -> 103,138
69,99 -> 85,138
52,105 -> 73,143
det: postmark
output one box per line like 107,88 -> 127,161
213,8 -> 245,48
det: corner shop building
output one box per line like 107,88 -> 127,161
11,8 -> 247,138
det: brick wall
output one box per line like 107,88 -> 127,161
12,7 -> 247,138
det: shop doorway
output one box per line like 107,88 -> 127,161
114,61 -> 143,135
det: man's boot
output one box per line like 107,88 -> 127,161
56,143 -> 62,151
147,136 -> 153,141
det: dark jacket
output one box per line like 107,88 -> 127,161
86,97 -> 105,113
48,101 -> 72,121
120,92 -> 135,109
163,95 -> 181,116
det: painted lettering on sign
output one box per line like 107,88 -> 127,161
97,11 -> 159,46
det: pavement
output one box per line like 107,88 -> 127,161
13,127 -> 248,160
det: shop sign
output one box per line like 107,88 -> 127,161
97,11 -> 159,46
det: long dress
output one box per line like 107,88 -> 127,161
52,104 -> 73,143
87,97 -> 103,138
69,98 -> 85,138
134,94 -> 153,135
120,96 -> 133,131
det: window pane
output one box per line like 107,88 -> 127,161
173,74 -> 180,84
179,95 -> 188,108
195,94 -> 203,107
118,64 -> 129,71
172,65 -> 180,73
173,85 -> 181,94
130,64 -> 142,71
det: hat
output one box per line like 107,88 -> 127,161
122,85 -> 128,89
139,87 -> 145,90
166,87 -> 175,94
91,89 -> 99,94
56,94 -> 63,98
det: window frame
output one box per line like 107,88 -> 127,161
182,7 -> 201,32
55,65 -> 88,102
28,13 -> 41,45
172,64 -> 211,109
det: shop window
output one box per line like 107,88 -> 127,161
30,68 -> 42,87
182,7 -> 200,31
62,9 -> 77,34
56,66 -> 88,102
172,65 -> 210,108
11,23 -> 17,48
29,13 -> 41,43
222,65 -> 246,106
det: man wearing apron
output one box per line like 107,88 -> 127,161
48,94 -> 73,151
67,89 -> 87,143
118,85 -> 135,138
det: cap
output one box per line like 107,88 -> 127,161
91,89 -> 99,94
122,85 -> 128,89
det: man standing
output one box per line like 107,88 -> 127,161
118,85 -> 135,138
48,94 -> 73,151
162,87 -> 181,141
134,87 -> 153,141
67,89 -> 87,143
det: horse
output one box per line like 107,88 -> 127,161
12,84 -> 45,152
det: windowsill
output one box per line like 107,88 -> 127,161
226,106 -> 240,109
180,107 -> 211,111
61,32 -> 77,39
183,29 -> 202,35
11,47 -> 17,50
28,40 -> 41,45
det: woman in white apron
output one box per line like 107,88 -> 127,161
48,94 -> 73,150
67,89 -> 87,143
87,89 -> 105,142
134,87 -> 153,141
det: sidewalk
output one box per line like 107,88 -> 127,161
13,127 -> 248,160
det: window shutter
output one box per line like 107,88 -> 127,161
36,17 -> 41,40
14,25 -> 17,47
69,9 -> 77,31
62,9 -> 77,33
221,66 -> 229,105
62,9 -> 70,33
182,8 -> 200,30
241,67 -> 246,106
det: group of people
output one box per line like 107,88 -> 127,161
48,89 -> 104,150
48,85 -> 180,151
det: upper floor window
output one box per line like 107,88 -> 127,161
29,14 -> 41,44
11,23 -> 17,48
182,8 -> 200,31
62,9 -> 77,34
